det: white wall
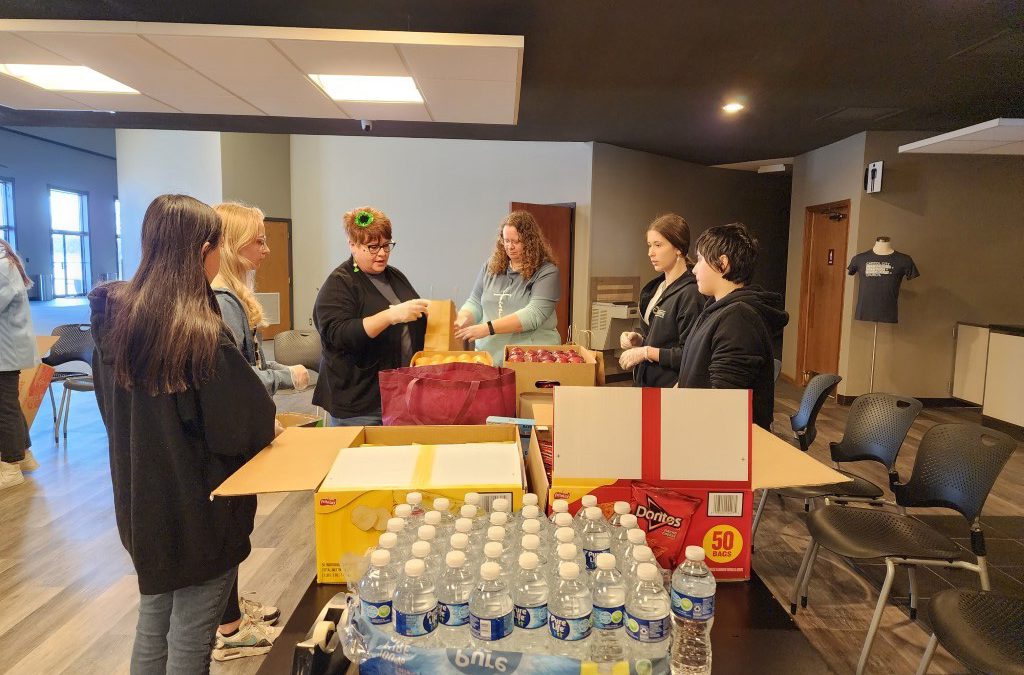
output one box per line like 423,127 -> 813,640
289,135 -> 593,332
115,129 -> 223,275
221,132 -> 291,218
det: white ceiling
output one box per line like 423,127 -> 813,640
712,156 -> 794,172
898,118 -> 1024,155
0,20 -> 523,124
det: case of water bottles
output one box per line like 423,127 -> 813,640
341,491 -> 716,674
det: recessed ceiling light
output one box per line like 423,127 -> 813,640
722,102 -> 745,114
0,64 -> 137,93
309,74 -> 423,103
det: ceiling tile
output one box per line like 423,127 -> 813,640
0,32 -> 73,64
60,92 -> 178,113
0,74 -> 91,110
418,78 -> 516,124
400,44 -> 519,81
337,101 -> 431,122
273,40 -> 409,76
913,139 -> 1008,153
977,140 -> 1024,154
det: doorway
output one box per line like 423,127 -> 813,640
796,200 -> 850,385
256,217 -> 293,339
510,202 -> 574,341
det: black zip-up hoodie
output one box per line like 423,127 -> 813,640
89,283 -> 276,595
634,270 -> 706,388
676,286 -> 789,430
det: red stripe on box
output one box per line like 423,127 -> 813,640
641,388 -> 661,482
748,389 -> 753,485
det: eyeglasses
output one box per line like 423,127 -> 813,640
364,241 -> 397,254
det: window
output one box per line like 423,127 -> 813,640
115,198 -> 123,280
49,188 -> 91,297
0,179 -> 14,249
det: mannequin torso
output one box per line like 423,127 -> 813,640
872,237 -> 894,255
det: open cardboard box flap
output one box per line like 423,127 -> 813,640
751,425 -> 849,489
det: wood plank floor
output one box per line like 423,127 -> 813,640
1,376 -> 1020,674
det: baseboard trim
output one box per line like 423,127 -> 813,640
835,395 -> 980,409
981,416 -> 1024,441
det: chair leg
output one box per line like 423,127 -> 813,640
56,388 -> 70,444
790,539 -> 816,614
907,566 -> 918,620
803,497 -> 811,512
799,541 -> 820,609
752,489 -> 770,546
914,633 -> 938,675
856,558 -> 896,675
976,555 -> 991,591
47,384 -> 58,431
62,391 -> 71,439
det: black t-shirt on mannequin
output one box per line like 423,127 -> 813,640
847,248 -> 919,323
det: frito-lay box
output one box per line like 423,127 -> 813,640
540,388 -> 849,581
213,424 -> 525,583
18,336 -> 57,428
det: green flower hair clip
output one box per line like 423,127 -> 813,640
355,210 -> 374,228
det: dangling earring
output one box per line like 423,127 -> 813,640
353,260 -> 360,273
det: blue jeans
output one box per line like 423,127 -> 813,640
131,566 -> 237,675
327,413 -> 382,427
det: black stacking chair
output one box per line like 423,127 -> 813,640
773,358 -> 783,383
41,323 -> 95,443
273,329 -> 322,373
916,589 -> 1024,675
793,423 -> 1015,675
752,372 -> 842,542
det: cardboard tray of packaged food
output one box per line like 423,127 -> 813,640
409,350 -> 493,366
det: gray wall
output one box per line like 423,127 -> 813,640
221,132 -> 291,218
0,127 -> 119,290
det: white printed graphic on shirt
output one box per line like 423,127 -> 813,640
864,262 -> 894,277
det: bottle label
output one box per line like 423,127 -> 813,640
514,604 -> 549,629
361,599 -> 392,626
438,601 -> 470,627
671,589 -> 715,621
470,610 -> 513,641
592,603 -> 625,630
394,607 -> 438,637
583,548 -> 609,570
625,612 -> 671,643
549,612 -> 592,641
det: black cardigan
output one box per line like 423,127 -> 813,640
633,270 -> 706,388
312,258 -> 426,418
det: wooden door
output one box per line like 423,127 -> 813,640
510,202 -> 574,341
256,218 -> 293,339
796,202 -> 849,385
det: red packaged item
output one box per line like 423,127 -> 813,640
630,482 -> 702,570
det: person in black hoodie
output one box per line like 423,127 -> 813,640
313,206 -> 428,426
619,214 -> 706,387
90,194 -> 277,673
677,223 -> 789,430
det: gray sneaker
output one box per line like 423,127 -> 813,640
213,617 -> 281,661
0,461 -> 25,490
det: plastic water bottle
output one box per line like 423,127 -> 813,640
620,528 -> 648,575
516,494 -> 539,530
387,516 -> 414,553
580,506 -> 612,571
485,526 -> 514,572
626,545 -> 666,593
554,527 -> 584,571
609,501 -> 631,529
373,532 -> 402,577
590,552 -> 627,664
433,497 -> 456,537
520,533 -> 548,567
549,499 -> 569,525
392,558 -> 438,647
548,562 -> 592,660
411,540 -> 441,582
611,514 -> 638,561
573,495 -> 599,532
489,511 -> 510,531
554,542 -> 587,583
423,511 -> 445,544
405,491 -> 426,522
358,549 -> 398,634
394,502 -> 415,525
450,532 -> 470,556
436,551 -> 475,649
521,519 -> 546,556
553,511 -> 575,533
460,504 -> 486,550
469,561 -> 515,650
625,562 -> 671,662
511,552 -> 549,652
492,498 -> 511,517
464,491 -> 482,510
670,546 -> 716,674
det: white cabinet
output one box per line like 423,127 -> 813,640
952,323 -> 989,405
983,328 -> 1024,428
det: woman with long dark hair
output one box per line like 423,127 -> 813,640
90,194 -> 277,673
0,238 -> 38,490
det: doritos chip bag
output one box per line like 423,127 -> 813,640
630,482 -> 702,570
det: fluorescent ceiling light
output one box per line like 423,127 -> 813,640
0,64 -> 137,93
722,102 -> 745,114
309,74 -> 423,103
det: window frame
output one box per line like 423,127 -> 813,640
47,185 -> 92,297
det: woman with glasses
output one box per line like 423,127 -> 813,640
313,206 -> 427,426
454,210 -> 561,364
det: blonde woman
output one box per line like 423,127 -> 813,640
211,203 -> 309,395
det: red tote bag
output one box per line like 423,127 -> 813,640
379,363 -> 517,426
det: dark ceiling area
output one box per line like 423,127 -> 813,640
1,1 -> 1022,165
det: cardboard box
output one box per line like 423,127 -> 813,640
18,336 -> 59,428
214,424 -> 525,584
535,387 -> 848,581
424,299 -> 462,352
503,344 -> 598,415
409,350 -> 493,367
276,412 -> 321,428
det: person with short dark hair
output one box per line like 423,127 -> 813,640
676,223 -> 788,429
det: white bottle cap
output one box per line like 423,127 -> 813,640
460,504 -> 478,519
555,527 -> 575,544
554,512 -> 573,528
465,492 -> 481,506
450,533 -> 469,550
685,545 -> 707,562
411,540 -> 431,558
480,561 -> 500,581
405,559 -> 425,577
633,545 -> 654,562
637,562 -> 659,582
371,549 -> 391,567
557,543 -> 578,560
581,495 -> 598,508
523,493 -> 539,507
518,551 -> 539,570
490,512 -> 509,527
455,517 -> 473,534
559,562 -> 581,580
378,532 -> 398,549
394,504 -> 413,518
446,550 -> 466,568
433,497 -> 451,511
522,519 -> 541,535
387,517 -> 405,534
484,541 -> 504,559
492,498 -> 510,513
596,552 -> 616,570
552,499 -> 569,513
522,505 -> 540,519
614,501 -> 631,515
521,534 -> 540,551
627,528 -> 647,545
585,506 -> 603,520
417,525 -> 436,541
620,514 -> 639,529
406,491 -> 423,506
424,511 -> 442,526
487,526 -> 506,542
